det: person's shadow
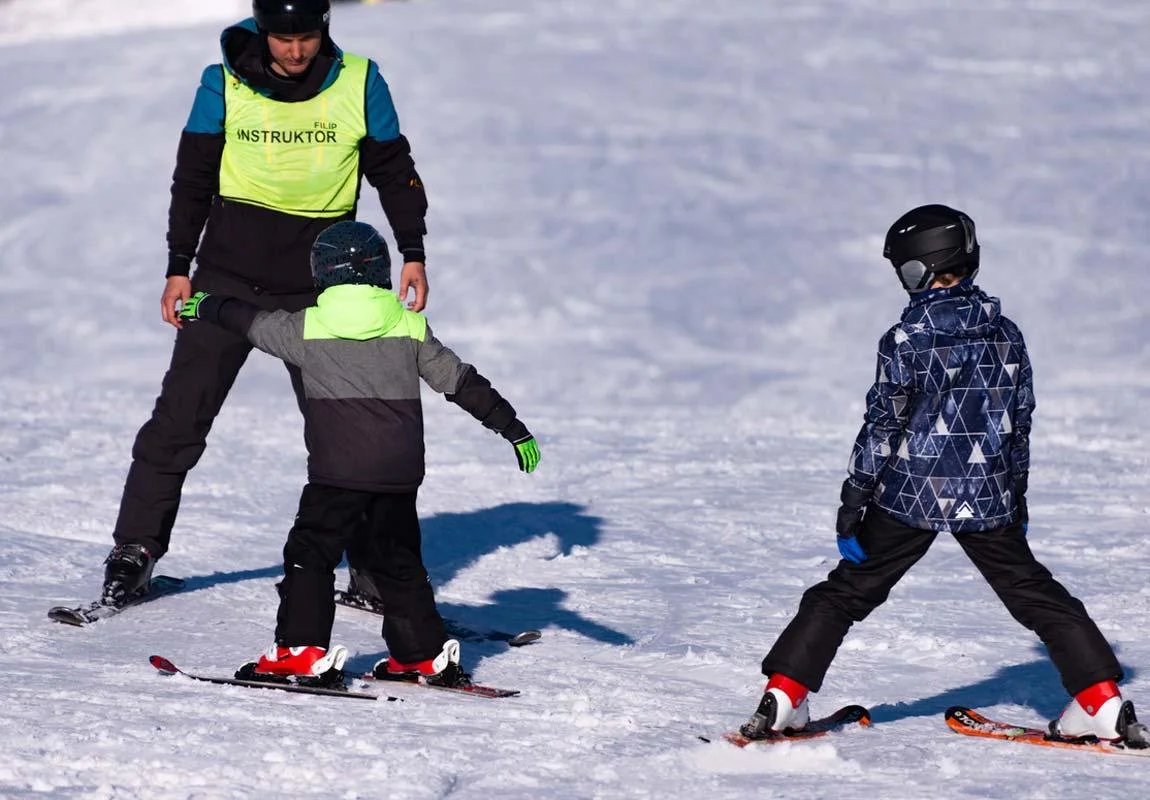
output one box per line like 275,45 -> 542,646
175,500 -> 634,661
867,642 -> 1137,724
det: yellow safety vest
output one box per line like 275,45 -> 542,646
219,54 -> 369,218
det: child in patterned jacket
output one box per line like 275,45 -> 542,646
740,204 -> 1145,746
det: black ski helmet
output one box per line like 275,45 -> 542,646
883,204 -> 980,293
252,0 -> 331,34
311,221 -> 392,290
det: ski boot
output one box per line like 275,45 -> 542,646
1050,681 -> 1150,747
338,567 -> 386,615
740,673 -> 811,739
373,639 -> 472,688
102,544 -> 155,606
236,644 -> 349,688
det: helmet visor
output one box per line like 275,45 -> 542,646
894,259 -> 932,293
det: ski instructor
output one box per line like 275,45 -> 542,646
99,0 -> 430,600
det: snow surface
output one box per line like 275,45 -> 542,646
2,0 -> 1150,797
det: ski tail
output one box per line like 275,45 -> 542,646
704,704 -> 871,747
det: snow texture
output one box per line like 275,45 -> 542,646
1,0 -> 1149,797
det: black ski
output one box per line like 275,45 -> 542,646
149,655 -> 398,701
358,669 -> 520,699
700,704 -> 872,747
49,576 -> 186,626
334,589 -> 542,647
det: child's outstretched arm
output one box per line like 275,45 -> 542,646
177,291 -> 306,366
415,326 -> 540,473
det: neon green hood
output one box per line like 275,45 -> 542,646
305,284 -> 405,341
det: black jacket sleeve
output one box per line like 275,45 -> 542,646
446,366 -> 530,442
166,131 -> 225,277
195,294 -> 262,337
360,135 -> 428,264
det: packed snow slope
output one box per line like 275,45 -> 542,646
2,0 -> 1149,797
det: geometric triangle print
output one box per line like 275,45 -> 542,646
968,441 -> 987,464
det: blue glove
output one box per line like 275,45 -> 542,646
837,534 -> 867,564
835,481 -> 870,564
179,291 -> 210,322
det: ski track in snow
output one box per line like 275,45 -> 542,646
2,0 -> 1150,797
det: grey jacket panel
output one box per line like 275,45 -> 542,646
236,297 -> 515,492
417,325 -> 470,394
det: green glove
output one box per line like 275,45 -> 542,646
179,291 -> 210,322
513,435 -> 541,473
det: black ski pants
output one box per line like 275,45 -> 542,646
276,484 -> 447,664
761,507 -> 1121,697
112,269 -> 315,557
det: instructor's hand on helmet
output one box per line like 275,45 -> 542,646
835,480 -> 870,564
178,291 -> 210,323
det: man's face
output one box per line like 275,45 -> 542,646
266,30 -> 323,77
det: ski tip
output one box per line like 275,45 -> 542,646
845,704 -> 873,726
47,607 -> 87,626
508,630 -> 542,647
149,655 -> 180,675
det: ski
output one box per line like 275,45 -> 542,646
149,655 -> 399,701
700,705 -> 871,747
49,576 -> 187,626
334,589 -> 542,647
357,670 -> 520,699
945,706 -> 1150,757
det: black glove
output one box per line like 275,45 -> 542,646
835,481 -> 871,564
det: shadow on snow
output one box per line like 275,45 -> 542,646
867,642 -> 1138,723
177,500 -> 633,659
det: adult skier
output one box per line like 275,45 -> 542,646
101,0 -> 430,602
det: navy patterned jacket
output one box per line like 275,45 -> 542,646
845,282 -> 1034,532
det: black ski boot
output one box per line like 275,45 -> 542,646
339,567 -> 386,614
1117,702 -> 1150,749
102,544 -> 155,606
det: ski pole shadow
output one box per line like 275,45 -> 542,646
867,642 -> 1138,724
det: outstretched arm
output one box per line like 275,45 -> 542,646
178,292 -> 306,366
416,327 -> 540,472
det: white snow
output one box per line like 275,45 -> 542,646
2,0 -> 1150,797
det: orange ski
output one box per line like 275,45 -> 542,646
945,706 -> 1150,757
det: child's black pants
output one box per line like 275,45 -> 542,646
275,483 -> 447,664
760,507 -> 1121,696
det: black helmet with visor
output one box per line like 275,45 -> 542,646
883,204 -> 979,293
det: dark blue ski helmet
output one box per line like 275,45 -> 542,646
310,221 -> 392,290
